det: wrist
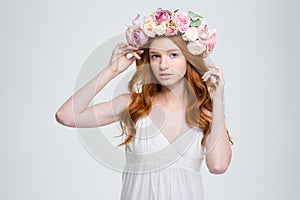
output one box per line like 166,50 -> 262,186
212,95 -> 224,103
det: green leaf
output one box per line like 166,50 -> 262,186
174,9 -> 179,13
188,11 -> 203,21
190,19 -> 201,27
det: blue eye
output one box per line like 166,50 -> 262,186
151,54 -> 160,59
170,53 -> 178,58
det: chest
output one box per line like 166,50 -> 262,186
148,107 -> 191,144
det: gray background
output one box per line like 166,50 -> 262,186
1,0 -> 299,199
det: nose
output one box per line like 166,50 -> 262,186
159,55 -> 168,70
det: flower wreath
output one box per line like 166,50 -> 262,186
125,8 -> 217,57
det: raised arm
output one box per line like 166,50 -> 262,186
55,43 -> 143,128
202,65 -> 232,174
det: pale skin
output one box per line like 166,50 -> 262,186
55,37 -> 232,174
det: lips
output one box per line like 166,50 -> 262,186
158,73 -> 172,80
159,73 -> 172,77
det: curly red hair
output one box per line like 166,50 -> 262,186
116,35 -> 233,147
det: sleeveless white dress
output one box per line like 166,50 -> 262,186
120,115 -> 206,200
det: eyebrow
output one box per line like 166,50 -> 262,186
149,49 -> 181,54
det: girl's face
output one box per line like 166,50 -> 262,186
149,37 -> 187,87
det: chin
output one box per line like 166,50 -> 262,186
158,80 -> 180,88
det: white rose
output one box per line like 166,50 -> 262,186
142,19 -> 156,37
155,23 -> 167,36
182,27 -> 199,41
198,30 -> 209,40
187,40 -> 207,55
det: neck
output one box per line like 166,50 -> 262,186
157,80 -> 188,111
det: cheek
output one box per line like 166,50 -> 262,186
174,61 -> 187,75
150,64 -> 159,78
179,67 -> 187,76
150,62 -> 159,72
149,63 -> 155,71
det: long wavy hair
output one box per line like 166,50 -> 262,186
116,35 -> 233,147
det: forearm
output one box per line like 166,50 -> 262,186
207,97 -> 225,149
58,65 -> 118,115
205,96 -> 232,173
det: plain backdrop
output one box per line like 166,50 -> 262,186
1,0 -> 299,199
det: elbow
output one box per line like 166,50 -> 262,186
55,109 -> 75,127
206,144 -> 232,175
209,164 -> 229,174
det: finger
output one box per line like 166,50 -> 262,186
114,44 -> 138,55
131,51 -> 141,59
126,48 -> 144,58
117,42 -> 127,47
202,74 -> 211,82
208,65 -> 221,70
208,71 -> 221,78
126,53 -> 134,59
202,71 -> 212,81
206,66 -> 223,77
113,48 -> 127,56
126,51 -> 141,60
115,43 -> 129,52
207,66 -> 222,74
120,44 -> 139,51
210,76 -> 218,84
137,49 -> 144,55
202,72 -> 209,82
211,70 -> 224,81
127,52 -> 143,64
127,55 -> 137,63
202,71 -> 222,83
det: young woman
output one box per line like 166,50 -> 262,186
56,8 -> 233,200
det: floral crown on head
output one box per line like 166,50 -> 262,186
125,8 -> 217,57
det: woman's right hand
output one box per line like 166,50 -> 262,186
108,43 -> 144,74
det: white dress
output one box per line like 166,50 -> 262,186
120,115 -> 206,200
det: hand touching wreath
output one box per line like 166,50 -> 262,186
201,65 -> 225,101
108,43 -> 144,74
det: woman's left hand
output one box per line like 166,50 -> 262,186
201,65 -> 225,101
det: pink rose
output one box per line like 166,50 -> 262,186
154,8 -> 171,24
198,24 -> 211,40
202,32 -> 216,57
166,25 -> 177,36
132,14 -> 141,26
172,11 -> 191,32
126,27 -> 148,48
